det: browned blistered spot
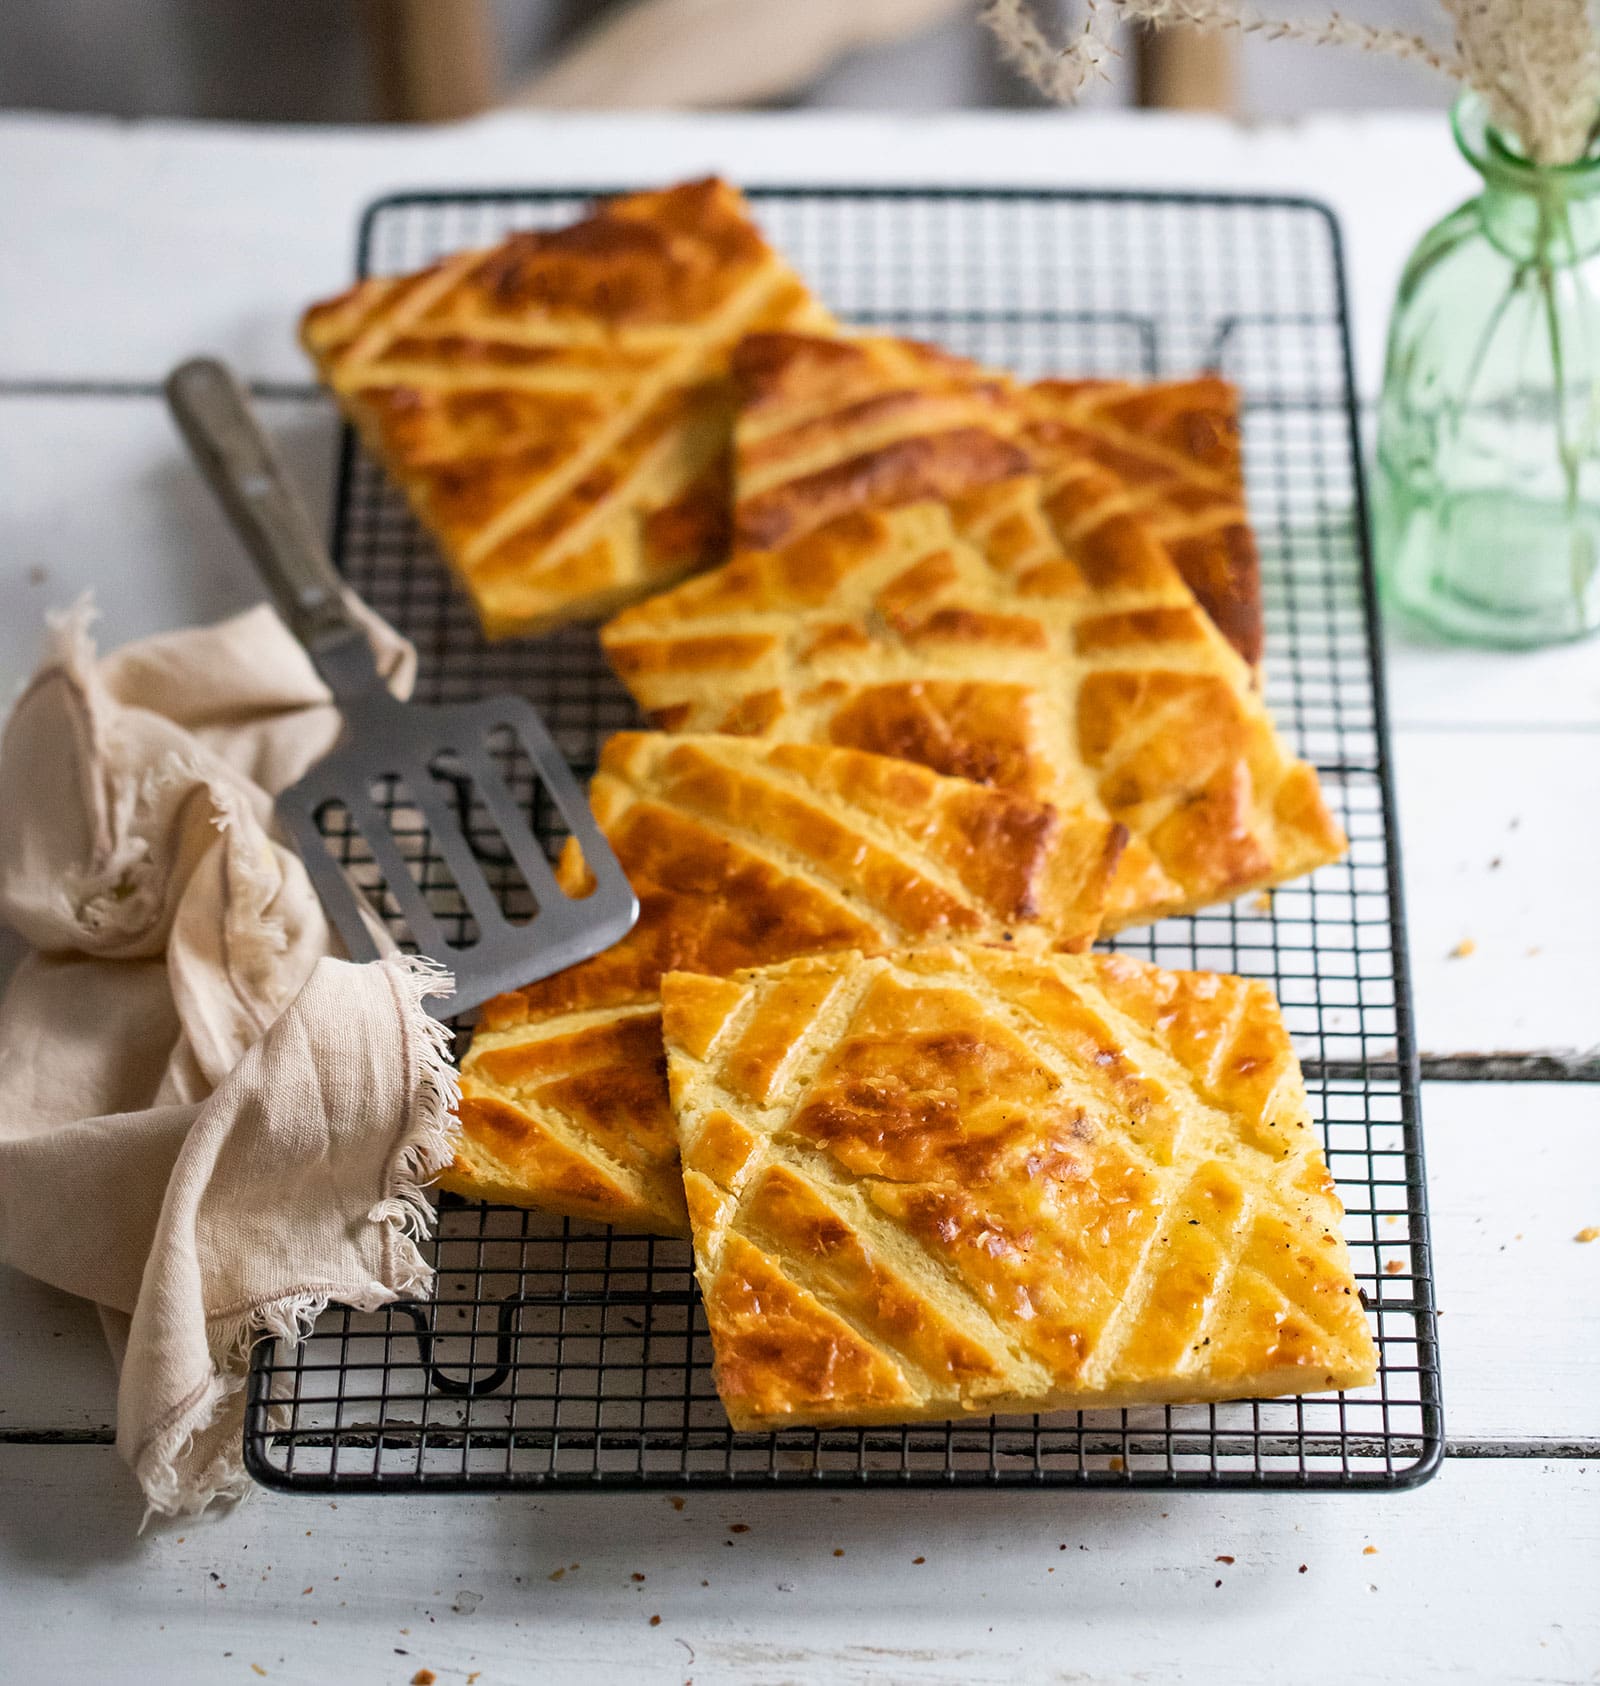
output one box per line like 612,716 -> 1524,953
705,1235 -> 912,1421
1073,606 -> 1206,653
605,631 -> 777,680
738,430 -> 1030,552
733,329 -> 868,411
900,606 -> 1049,651
825,680 -> 1048,796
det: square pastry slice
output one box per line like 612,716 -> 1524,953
729,331 -> 1261,665
603,484 -> 1343,930
300,179 -> 831,637
661,945 -> 1378,1430
449,733 -> 1123,1233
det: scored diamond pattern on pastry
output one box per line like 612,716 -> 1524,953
661,944 -> 1378,1429
301,180 -> 833,637
450,733 -> 1123,1233
1022,377 -> 1264,668
604,443 -> 1343,929
728,331 -> 1262,663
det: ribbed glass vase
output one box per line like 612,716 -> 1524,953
1374,93 -> 1600,646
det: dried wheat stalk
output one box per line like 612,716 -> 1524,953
983,0 -> 1600,164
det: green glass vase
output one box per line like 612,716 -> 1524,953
1374,93 -> 1600,646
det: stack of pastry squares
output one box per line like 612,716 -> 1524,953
447,729 -> 1123,1234
303,180 -> 1375,1425
604,330 -> 1343,929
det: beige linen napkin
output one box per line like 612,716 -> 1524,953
0,598 -> 458,1518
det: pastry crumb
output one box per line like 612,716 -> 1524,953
913,1556 -> 926,1565
1385,1260 -> 1404,1274
1107,1455 -> 1125,1472
649,1614 -> 661,1627
411,1673 -> 436,1686
1448,938 -> 1476,959
1252,891 -> 1273,914
1363,1545 -> 1379,1556
1576,1226 -> 1599,1244
1215,1555 -> 1235,1565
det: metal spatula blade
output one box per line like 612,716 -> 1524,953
165,357 -> 638,1018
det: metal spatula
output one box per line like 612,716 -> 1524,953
165,356 -> 638,1018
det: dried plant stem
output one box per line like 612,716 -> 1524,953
1442,0 -> 1600,162
1117,0 -> 1457,74
984,0 -> 1600,164
985,0 -> 1115,98
984,0 -> 1457,101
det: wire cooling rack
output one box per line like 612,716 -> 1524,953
244,187 -> 1443,1493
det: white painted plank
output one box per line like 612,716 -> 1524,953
0,1445 -> 1595,1686
1385,636 -> 1600,732
0,109 -> 1475,398
1392,733 -> 1600,1064
5,1083 -> 1595,1446
1424,1084 -> 1600,1445
0,393 -> 337,689
0,1268 -> 114,1437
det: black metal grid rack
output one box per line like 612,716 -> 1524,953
244,187 -> 1443,1493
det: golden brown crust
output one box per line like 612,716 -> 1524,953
722,333 -> 1262,664
454,732 -> 1122,1231
731,332 -> 1029,552
300,180 -> 832,638
1023,377 -> 1264,669
603,475 -> 1344,929
662,945 -> 1377,1430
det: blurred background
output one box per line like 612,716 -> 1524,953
4,0 -> 1451,124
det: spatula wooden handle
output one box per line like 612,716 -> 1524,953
165,356 -> 366,660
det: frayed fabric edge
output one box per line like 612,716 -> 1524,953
132,952 -> 460,1522
370,952 -> 461,1293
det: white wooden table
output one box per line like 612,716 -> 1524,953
1,109 -> 1597,1686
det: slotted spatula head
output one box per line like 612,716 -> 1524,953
166,357 -> 638,1018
